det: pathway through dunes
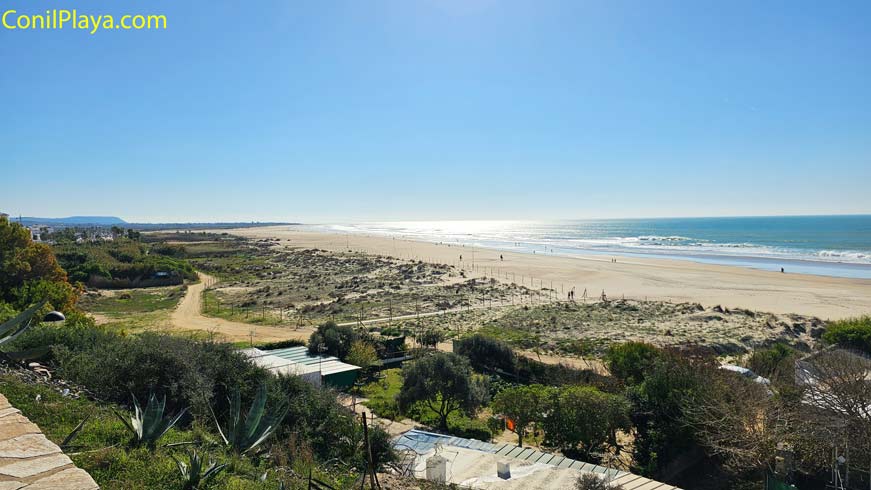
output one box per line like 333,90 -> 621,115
170,272 -> 314,343
173,272 -> 606,371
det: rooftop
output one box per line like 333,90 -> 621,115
394,429 -> 681,490
240,346 -> 360,377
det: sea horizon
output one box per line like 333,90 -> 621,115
306,215 -> 871,279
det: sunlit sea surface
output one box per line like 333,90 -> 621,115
307,216 -> 871,279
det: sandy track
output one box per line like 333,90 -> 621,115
171,274 -> 604,371
170,272 -> 313,343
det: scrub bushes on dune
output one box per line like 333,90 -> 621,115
822,316 -> 871,354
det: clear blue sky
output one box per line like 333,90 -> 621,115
2,0 -> 870,222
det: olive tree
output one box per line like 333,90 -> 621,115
542,385 -> 630,461
491,384 -> 549,448
398,352 -> 486,430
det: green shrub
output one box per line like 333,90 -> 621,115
14,325 -> 267,420
628,351 -> 707,477
455,334 -> 616,390
605,342 -> 662,385
822,316 -> 871,354
53,238 -> 197,285
255,338 -> 306,350
308,321 -> 359,359
455,334 -> 517,373
541,385 -> 630,460
747,343 -> 795,378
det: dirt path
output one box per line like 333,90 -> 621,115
169,273 -> 314,343
174,273 -> 605,371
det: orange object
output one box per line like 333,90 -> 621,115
505,418 -> 516,432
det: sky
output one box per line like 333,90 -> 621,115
2,0 -> 870,223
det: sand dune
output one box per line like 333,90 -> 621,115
223,226 -> 871,320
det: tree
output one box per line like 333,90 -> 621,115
110,225 -> 124,239
398,352 -> 483,430
790,348 -> 871,477
346,341 -> 380,377
308,321 -> 359,360
604,342 -> 661,386
491,384 -> 549,447
628,350 -> 711,478
417,328 -> 445,349
0,216 -> 77,312
542,385 -> 630,461
454,334 -> 517,374
680,363 -> 784,474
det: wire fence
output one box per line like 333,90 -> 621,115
199,247 -> 678,334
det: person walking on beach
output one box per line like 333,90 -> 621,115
781,267 -> 785,273
500,254 -> 503,261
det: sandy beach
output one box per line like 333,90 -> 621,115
221,226 -> 871,320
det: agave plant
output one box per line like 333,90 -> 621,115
209,384 -> 289,454
0,301 -> 47,347
0,301 -> 66,363
113,391 -> 187,448
172,449 -> 226,490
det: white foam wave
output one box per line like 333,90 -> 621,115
314,222 -> 871,266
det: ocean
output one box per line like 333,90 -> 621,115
314,215 -> 871,279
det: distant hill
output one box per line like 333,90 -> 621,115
14,215 -> 298,230
128,222 -> 300,230
20,216 -> 128,226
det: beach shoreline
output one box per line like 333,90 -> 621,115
215,225 -> 871,320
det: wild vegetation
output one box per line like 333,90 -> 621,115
53,235 -> 196,287
179,233 -> 827,357
0,223 -> 396,489
165,232 -> 539,328
822,315 -> 871,354
2,226 -> 869,489
0,215 -> 79,318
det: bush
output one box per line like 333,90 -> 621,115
605,342 -> 662,385
628,351 -> 708,477
822,316 -> 871,354
308,321 -> 359,360
346,341 -> 380,371
747,343 -> 794,378
455,334 -> 616,390
14,325 -> 266,420
255,338 -> 306,350
271,373 -> 396,468
417,329 -> 445,348
455,334 -> 517,373
54,239 -> 197,285
442,415 -> 493,441
515,357 -> 617,390
541,385 -> 630,460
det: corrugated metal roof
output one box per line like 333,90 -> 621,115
394,429 -> 680,490
241,347 -> 360,377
